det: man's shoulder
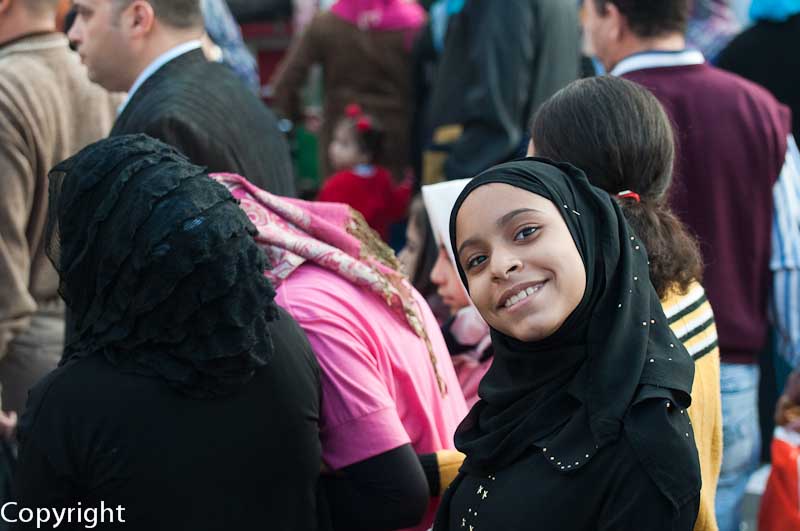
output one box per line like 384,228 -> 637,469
626,63 -> 788,134
125,56 -> 266,121
0,48 -> 65,103
627,62 -> 780,104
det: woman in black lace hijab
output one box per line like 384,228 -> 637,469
14,135 -> 323,530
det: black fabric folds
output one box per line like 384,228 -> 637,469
447,157 -> 696,475
45,134 -> 279,398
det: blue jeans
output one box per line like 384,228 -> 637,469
715,363 -> 761,531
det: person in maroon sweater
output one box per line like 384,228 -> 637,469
318,103 -> 412,241
582,2 -> 800,531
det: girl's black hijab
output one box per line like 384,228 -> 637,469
46,134 -> 279,398
447,158 -> 695,474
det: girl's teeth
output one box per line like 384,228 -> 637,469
505,284 -> 544,308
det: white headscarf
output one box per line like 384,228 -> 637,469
421,179 -> 471,273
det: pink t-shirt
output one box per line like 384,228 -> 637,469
275,264 -> 468,531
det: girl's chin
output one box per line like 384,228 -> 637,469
500,318 -> 559,343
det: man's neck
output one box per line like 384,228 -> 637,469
606,33 -> 687,72
0,19 -> 55,47
126,29 -> 202,90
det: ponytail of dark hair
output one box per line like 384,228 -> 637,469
616,199 -> 702,299
531,76 -> 702,298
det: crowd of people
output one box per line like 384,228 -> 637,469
1,0 -> 799,530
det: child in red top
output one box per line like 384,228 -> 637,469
318,104 -> 412,240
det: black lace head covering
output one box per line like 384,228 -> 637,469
447,157 -> 695,474
46,134 -> 278,398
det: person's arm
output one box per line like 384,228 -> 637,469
418,449 -> 465,497
322,444 -> 428,531
13,371 -> 78,528
277,286 -> 431,525
322,445 -> 465,530
270,15 -> 324,122
599,468 -> 699,531
770,135 -> 800,369
0,111 -> 37,361
14,436 -> 76,523
601,396 -> 701,531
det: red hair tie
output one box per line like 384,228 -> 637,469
356,116 -> 372,133
617,190 -> 641,203
345,103 -> 363,119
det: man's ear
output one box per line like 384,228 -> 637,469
0,0 -> 13,17
604,1 -> 626,43
122,0 -> 155,37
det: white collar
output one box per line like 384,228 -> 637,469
353,164 -> 376,177
610,49 -> 705,77
118,40 -> 202,115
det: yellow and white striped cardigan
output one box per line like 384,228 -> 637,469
662,281 -> 723,531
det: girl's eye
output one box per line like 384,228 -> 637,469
466,255 -> 487,270
514,226 -> 539,241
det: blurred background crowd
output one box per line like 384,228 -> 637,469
2,0 -> 800,530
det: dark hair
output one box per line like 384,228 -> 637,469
407,196 -> 438,298
531,76 -> 702,298
114,0 -> 203,29
336,108 -> 385,163
593,0 -> 691,37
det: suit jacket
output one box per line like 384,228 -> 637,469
111,49 -> 295,196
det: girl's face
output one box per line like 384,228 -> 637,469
398,218 -> 422,278
329,122 -> 369,171
455,183 -> 586,342
430,245 -> 471,313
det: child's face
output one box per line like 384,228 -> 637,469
455,184 -> 586,342
430,245 -> 471,314
329,122 -> 369,171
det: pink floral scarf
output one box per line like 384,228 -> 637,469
212,173 -> 447,394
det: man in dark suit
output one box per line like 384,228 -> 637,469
67,0 -> 295,196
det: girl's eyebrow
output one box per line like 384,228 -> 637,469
457,237 -> 479,258
457,208 -> 543,257
496,208 -> 542,227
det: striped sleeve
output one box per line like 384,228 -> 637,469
770,135 -> 800,369
662,283 -> 719,361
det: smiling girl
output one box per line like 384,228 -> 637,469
433,159 -> 701,531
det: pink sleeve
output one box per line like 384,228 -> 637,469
279,296 -> 411,470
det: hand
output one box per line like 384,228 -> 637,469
0,411 -> 17,441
